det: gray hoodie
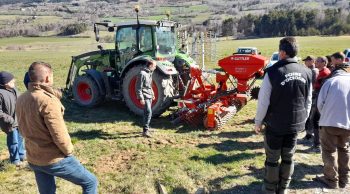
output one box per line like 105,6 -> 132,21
317,72 -> 350,130
136,67 -> 154,101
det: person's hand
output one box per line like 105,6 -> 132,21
140,99 -> 145,105
255,125 -> 262,134
152,96 -> 155,100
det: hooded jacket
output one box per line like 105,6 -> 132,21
136,67 -> 154,100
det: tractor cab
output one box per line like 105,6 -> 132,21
94,20 -> 177,74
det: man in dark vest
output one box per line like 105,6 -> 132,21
255,37 -> 313,194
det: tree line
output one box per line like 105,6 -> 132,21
221,8 -> 350,38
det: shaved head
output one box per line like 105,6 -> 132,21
28,61 -> 53,84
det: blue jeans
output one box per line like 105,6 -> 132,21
7,128 -> 26,164
29,155 -> 98,194
143,98 -> 152,132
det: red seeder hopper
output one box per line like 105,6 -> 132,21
171,53 -> 267,130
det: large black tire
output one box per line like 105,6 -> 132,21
122,66 -> 175,117
72,75 -> 103,107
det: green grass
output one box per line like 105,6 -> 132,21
0,15 -> 66,29
0,35 -> 349,193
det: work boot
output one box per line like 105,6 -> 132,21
142,131 -> 152,138
261,184 -> 276,194
303,134 -> 313,140
311,145 -> 320,153
299,134 -> 313,145
20,156 -> 27,162
339,180 -> 349,188
13,161 -> 21,167
315,175 -> 339,189
277,188 -> 288,194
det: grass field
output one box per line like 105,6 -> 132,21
0,35 -> 349,194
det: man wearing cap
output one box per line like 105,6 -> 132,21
315,52 -> 350,189
302,55 -> 319,142
136,60 -> 156,138
0,71 -> 26,166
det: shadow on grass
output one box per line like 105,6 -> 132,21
198,131 -> 255,139
171,187 -> 190,194
63,99 -> 196,132
0,159 -> 8,171
208,162 -> 324,193
70,130 -> 146,140
210,181 -> 261,194
234,118 -> 255,125
63,100 -> 139,124
209,166 -> 263,193
197,140 -> 263,152
190,152 -> 263,165
289,162 -> 323,190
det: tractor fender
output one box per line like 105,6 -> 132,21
83,69 -> 106,95
154,60 -> 178,76
121,56 -> 178,78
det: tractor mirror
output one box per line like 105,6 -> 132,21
94,24 -> 100,42
108,27 -> 114,32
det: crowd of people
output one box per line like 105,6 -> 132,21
255,37 -> 350,194
1,62 -> 98,194
0,36 -> 349,194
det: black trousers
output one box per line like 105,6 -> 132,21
263,132 -> 298,192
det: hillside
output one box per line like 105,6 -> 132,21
0,0 -> 349,38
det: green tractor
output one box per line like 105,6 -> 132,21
65,17 -> 196,117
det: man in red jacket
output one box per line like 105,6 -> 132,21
315,56 -> 331,91
309,56 -> 331,151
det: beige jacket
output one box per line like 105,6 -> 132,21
16,83 -> 73,166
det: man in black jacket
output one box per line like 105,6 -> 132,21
255,37 -> 313,194
0,71 -> 26,166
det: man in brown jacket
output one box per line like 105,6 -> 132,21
16,61 -> 98,194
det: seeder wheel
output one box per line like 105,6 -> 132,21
249,86 -> 260,100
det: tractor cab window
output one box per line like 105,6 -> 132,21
116,27 -> 137,53
139,26 -> 153,53
156,26 -> 176,56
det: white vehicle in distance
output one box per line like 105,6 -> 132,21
343,48 -> 350,63
266,51 -> 301,69
236,47 -> 260,55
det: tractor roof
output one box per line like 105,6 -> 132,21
117,20 -> 158,26
95,20 -> 176,28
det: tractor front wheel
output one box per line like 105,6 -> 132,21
72,75 -> 103,107
122,66 -> 174,117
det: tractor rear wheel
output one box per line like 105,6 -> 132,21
72,75 -> 103,107
122,66 -> 175,117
